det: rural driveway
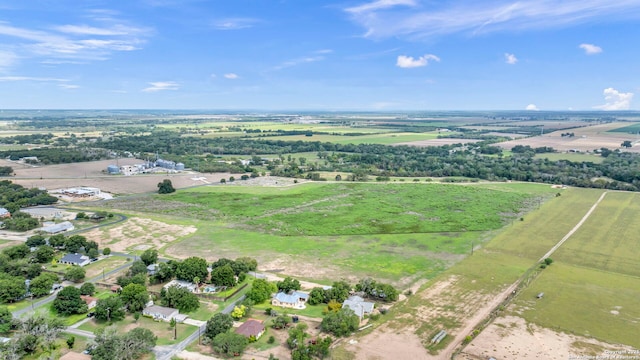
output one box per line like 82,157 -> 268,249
447,191 -> 608,359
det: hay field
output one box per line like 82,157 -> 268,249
497,122 -> 640,152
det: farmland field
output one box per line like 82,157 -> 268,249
534,152 -> 605,163
97,182 -> 550,286
260,132 -> 441,145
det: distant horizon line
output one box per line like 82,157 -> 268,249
1,109 -> 639,114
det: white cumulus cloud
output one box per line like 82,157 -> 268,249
526,104 -> 539,111
224,73 -> 238,79
142,81 -> 179,92
595,87 -> 633,110
396,54 -> 440,68
504,53 -> 518,64
579,43 -> 602,55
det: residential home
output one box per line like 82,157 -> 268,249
271,291 -> 309,309
142,304 -> 179,322
0,208 -> 10,219
342,295 -> 375,320
163,279 -> 196,292
147,263 -> 158,276
80,295 -> 98,309
59,253 -> 90,267
235,319 -> 265,339
110,285 -> 122,293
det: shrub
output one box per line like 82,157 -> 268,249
267,336 -> 275,344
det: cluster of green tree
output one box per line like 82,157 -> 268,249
0,180 -> 57,212
307,281 -> 352,305
0,133 -> 54,145
49,234 -> 102,259
511,145 -> 555,154
287,322 -> 332,360
96,131 -> 640,190
353,278 -> 399,302
320,307 -> 360,337
157,179 -> 175,194
159,285 -> 200,312
203,313 -> 248,356
0,147 -> 108,165
0,166 -> 12,176
2,212 -> 39,231
0,311 -> 64,359
0,242 -> 66,303
90,326 -> 156,360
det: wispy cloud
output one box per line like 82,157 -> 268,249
346,0 -> 417,14
213,18 -> 259,30
504,53 -> 518,64
579,43 -> 602,55
224,73 -> 239,79
0,76 -> 69,82
59,84 -> 80,89
396,54 -> 439,68
345,0 -> 640,39
0,51 -> 18,70
594,87 -> 633,110
274,56 -> 325,70
0,13 -> 152,63
142,81 -> 179,92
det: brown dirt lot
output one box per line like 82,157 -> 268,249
82,217 -> 197,252
460,315 -> 636,360
497,122 -> 640,153
2,158 -> 234,195
394,139 -> 481,147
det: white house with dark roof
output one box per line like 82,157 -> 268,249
342,295 -> 375,320
59,253 -> 90,267
271,291 -> 309,309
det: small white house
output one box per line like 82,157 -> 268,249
142,305 -> 179,322
59,253 -> 90,267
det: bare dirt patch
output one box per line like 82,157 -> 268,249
82,217 -> 197,252
345,326 -> 429,360
496,122 -> 640,153
460,315 -> 636,360
394,139 -> 481,147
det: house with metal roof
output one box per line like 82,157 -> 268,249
342,295 -> 375,320
271,291 -> 309,309
41,221 -> 74,234
59,253 -> 90,267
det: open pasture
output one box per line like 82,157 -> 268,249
512,263 -> 640,348
552,191 -> 640,277
251,132 -> 442,145
163,182 -> 532,236
485,187 -> 604,261
534,152 -> 605,163
497,122 -> 640,152
96,182 -> 541,285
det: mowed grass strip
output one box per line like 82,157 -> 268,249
165,183 -> 532,236
553,192 -> 640,277
514,262 -> 640,348
485,188 -> 605,261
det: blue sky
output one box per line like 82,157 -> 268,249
0,0 -> 639,110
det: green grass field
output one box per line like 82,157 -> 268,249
552,192 -> 640,277
534,152 -> 605,164
607,122 -> 640,134
165,183 -> 532,236
261,132 -> 441,145
513,263 -> 640,348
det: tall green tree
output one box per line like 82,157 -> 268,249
95,296 -> 126,322
210,264 -> 236,287
140,249 -> 158,266
157,179 -> 175,194
53,287 -> 87,316
247,279 -> 277,304
120,284 -> 149,313
204,313 -> 234,341
176,257 -> 208,282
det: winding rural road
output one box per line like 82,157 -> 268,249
447,191 -> 608,359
